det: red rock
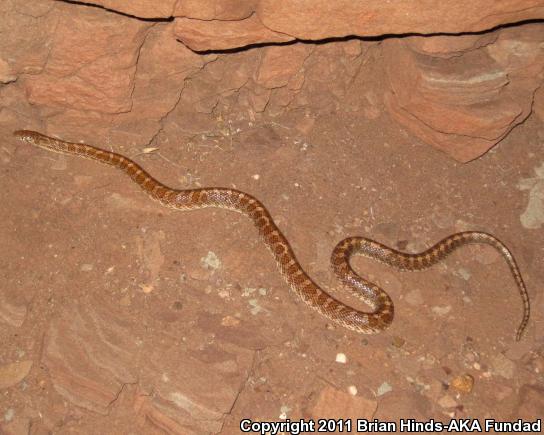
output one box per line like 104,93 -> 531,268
408,34 -> 499,59
42,296 -> 254,432
258,0 -> 544,41
173,15 -> 294,52
0,1 -> 54,77
4,0 -> 543,162
34,0 -> 544,53
310,386 -> 377,420
25,4 -> 150,113
256,45 -> 312,89
383,24 -> 544,161
43,303 -> 139,414
174,0 -> 256,20
46,23 -> 210,145
70,0 -> 176,19
134,392 -> 198,435
238,84 -> 272,114
138,342 -> 253,434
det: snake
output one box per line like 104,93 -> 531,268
13,130 -> 530,341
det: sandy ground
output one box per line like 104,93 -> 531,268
1,109 -> 543,433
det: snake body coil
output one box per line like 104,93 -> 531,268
14,130 -> 530,340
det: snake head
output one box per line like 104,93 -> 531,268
13,130 -> 37,143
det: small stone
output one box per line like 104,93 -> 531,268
200,251 -> 221,270
80,264 -> 94,272
221,316 -> 240,327
456,268 -> 471,280
391,336 -> 406,348
279,405 -> 290,420
450,374 -> 474,393
139,284 -> 154,294
348,385 -> 358,396
335,353 -> 347,364
377,382 -> 393,396
4,408 -> 15,422
218,289 -> 231,299
248,299 -> 267,315
432,305 -> 452,316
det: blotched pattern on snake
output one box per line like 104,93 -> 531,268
14,130 -> 530,340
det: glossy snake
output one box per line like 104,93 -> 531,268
14,130 -> 530,340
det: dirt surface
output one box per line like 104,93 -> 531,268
1,107 -> 543,433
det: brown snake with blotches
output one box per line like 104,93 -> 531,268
14,130 -> 530,340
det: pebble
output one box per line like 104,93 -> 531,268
456,268 -> 471,280
450,374 -> 474,394
4,408 -> 14,422
200,251 -> 221,270
431,305 -> 452,316
377,382 -> 393,396
221,316 -> 240,327
279,405 -> 290,420
139,283 -> 154,294
335,353 -> 347,364
391,336 -> 406,348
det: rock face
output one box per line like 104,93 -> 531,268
62,1 -> 544,51
1,0 -> 543,160
42,299 -> 254,433
173,15 -> 295,52
25,8 -> 150,114
2,0 -> 542,161
383,24 -> 544,162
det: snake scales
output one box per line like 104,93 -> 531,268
14,130 -> 530,340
